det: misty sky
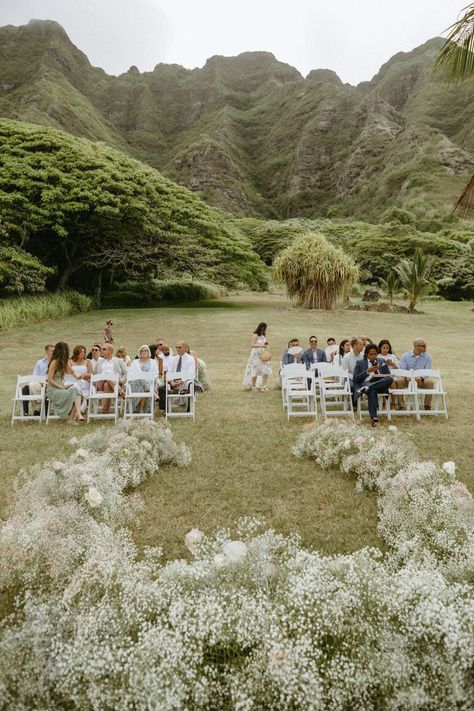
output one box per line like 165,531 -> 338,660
0,0 -> 466,84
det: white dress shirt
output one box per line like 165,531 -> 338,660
168,352 -> 196,380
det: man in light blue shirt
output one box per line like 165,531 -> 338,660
399,338 -> 434,409
32,344 -> 54,376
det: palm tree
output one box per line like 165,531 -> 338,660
379,272 -> 400,304
434,4 -> 474,216
273,232 -> 358,310
394,249 -> 437,312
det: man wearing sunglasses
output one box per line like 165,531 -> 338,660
157,341 -> 195,412
301,336 -> 327,370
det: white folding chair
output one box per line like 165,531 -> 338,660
11,375 -> 46,425
87,373 -> 119,423
387,369 -> 419,420
356,380 -> 391,420
318,369 -> 354,419
165,370 -> 195,420
281,363 -> 307,410
412,369 -> 448,419
287,370 -> 317,420
123,371 -> 156,420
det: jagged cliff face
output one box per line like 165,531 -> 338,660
0,20 -> 473,219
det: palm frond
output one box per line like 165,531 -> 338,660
453,172 -> 474,216
433,4 -> 474,83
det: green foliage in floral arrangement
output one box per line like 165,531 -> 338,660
0,118 -> 267,292
0,247 -> 53,297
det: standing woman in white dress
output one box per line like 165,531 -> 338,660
243,322 -> 272,392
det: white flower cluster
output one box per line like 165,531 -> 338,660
294,421 -> 474,576
0,420 -> 473,709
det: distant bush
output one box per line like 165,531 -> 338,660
101,279 -> 222,309
0,247 -> 53,297
0,291 -> 92,332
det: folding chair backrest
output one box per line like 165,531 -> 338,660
282,363 -> 306,380
126,371 -> 155,384
90,372 -> 118,388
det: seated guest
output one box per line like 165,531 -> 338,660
95,344 -> 128,414
156,343 -> 172,379
301,336 -> 327,370
360,335 -> 373,347
46,342 -> 84,424
65,345 -> 93,414
129,345 -> 159,413
377,339 -> 401,408
341,337 -> 364,383
353,344 -> 393,427
399,338 -> 434,410
185,344 -> 199,371
158,341 -> 196,411
333,338 -> 350,367
88,343 -> 103,373
116,346 -> 132,366
281,338 -> 302,366
325,337 -> 339,364
22,343 -> 54,416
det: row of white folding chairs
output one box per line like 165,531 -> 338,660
12,370 -> 196,425
280,364 -> 448,422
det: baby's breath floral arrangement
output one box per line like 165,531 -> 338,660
0,420 -> 473,710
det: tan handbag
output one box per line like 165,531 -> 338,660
260,349 -> 272,363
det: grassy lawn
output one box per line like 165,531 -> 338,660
0,293 -> 472,560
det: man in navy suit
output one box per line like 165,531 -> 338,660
301,336 -> 327,370
353,343 -> 393,426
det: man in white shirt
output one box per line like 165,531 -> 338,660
22,343 -> 54,415
342,337 -> 364,380
95,344 -> 127,413
156,343 -> 172,378
158,341 -> 196,411
89,343 -> 104,374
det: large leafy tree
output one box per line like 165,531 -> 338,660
273,232 -> 358,309
434,3 -> 474,216
0,119 -> 267,291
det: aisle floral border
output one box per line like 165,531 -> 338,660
0,420 -> 473,710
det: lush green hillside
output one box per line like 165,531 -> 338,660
0,118 -> 267,293
0,20 -> 472,219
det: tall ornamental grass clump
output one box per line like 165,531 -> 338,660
0,419 -> 474,709
0,291 -> 92,332
273,232 -> 359,309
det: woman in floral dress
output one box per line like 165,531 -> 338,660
243,322 -> 272,391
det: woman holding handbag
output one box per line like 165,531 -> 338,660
243,322 -> 272,391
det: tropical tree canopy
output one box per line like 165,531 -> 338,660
0,119 -> 267,292
394,248 -> 437,312
273,232 -> 358,310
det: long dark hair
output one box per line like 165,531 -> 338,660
377,339 -> 393,354
254,322 -> 267,337
339,339 -> 349,357
51,341 -> 70,376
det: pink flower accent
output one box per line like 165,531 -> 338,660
304,423 -> 316,431
392,473 -> 407,489
452,482 -> 472,500
353,435 -> 366,447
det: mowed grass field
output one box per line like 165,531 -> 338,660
0,293 -> 473,560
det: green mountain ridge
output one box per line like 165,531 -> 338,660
0,20 -> 473,219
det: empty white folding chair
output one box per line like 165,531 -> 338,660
412,369 -> 448,419
281,363 -> 307,410
123,371 -> 156,420
287,370 -> 317,420
319,369 -> 354,419
11,375 -> 46,425
387,369 -> 419,420
165,370 -> 195,420
87,373 -> 119,423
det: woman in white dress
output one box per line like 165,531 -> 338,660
65,345 -> 93,413
332,339 -> 350,367
377,339 -> 401,408
243,322 -> 272,392
129,345 -> 159,413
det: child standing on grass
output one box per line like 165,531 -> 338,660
103,319 -> 114,345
